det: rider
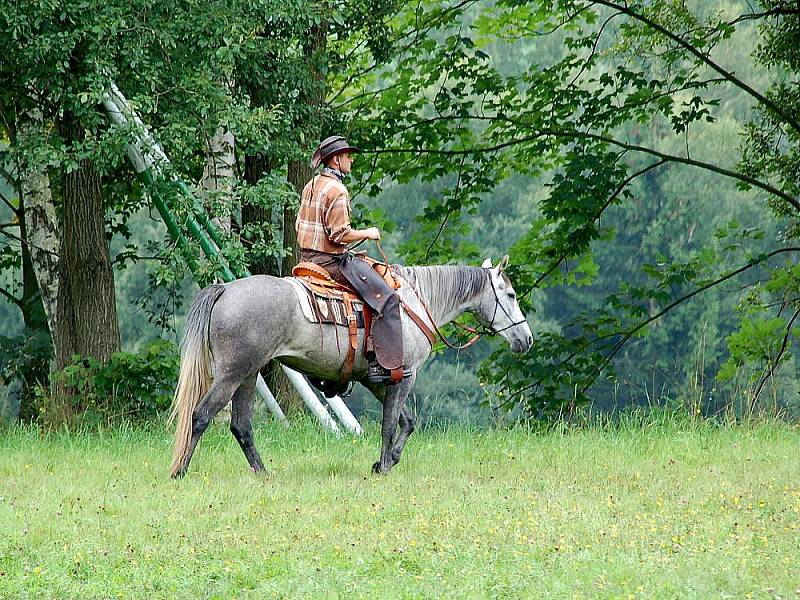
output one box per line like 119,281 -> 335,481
296,135 -> 408,385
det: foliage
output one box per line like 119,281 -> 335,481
37,340 -> 180,425
0,328 -> 53,420
345,0 -> 800,417
3,0 -> 800,423
0,330 -> 51,384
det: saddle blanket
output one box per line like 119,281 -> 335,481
286,278 -> 366,328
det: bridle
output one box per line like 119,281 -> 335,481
375,239 -> 526,350
421,271 -> 527,349
484,272 -> 529,334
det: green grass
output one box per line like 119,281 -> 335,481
1,417 -> 798,599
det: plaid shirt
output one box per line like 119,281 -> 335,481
295,173 -> 352,254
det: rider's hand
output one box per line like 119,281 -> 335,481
364,227 -> 381,241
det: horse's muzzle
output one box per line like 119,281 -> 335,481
511,334 -> 533,354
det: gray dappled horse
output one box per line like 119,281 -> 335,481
169,256 -> 533,478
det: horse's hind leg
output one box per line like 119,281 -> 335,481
230,375 -> 265,473
176,377 -> 240,477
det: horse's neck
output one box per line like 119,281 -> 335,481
402,265 -> 487,326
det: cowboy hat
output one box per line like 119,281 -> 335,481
310,135 -> 361,169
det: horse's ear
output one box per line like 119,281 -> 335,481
498,254 -> 509,272
481,258 -> 493,269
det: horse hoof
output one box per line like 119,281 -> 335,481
372,461 -> 389,475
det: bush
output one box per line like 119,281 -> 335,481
40,339 -> 180,425
0,328 -> 53,421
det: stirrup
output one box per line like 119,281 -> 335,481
367,362 -> 412,384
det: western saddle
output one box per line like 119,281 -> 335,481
290,259 -> 436,393
290,258 -> 400,391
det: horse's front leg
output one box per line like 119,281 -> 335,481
390,404 -> 416,466
371,373 -> 416,475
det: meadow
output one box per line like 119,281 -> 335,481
0,416 -> 798,598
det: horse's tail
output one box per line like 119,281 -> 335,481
169,284 -> 226,477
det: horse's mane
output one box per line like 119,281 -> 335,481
394,265 -> 488,321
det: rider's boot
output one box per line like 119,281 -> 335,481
366,355 -> 412,385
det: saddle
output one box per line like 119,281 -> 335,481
290,258 -> 402,389
291,257 -> 401,296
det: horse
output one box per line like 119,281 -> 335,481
169,255 -> 533,478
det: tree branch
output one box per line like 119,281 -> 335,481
584,247 -> 800,394
500,246 -> 800,406
751,306 -> 800,405
729,7 -> 800,25
0,284 -> 21,307
0,190 -> 20,216
488,4 -> 596,41
0,163 -> 20,188
532,159 -> 667,289
425,152 -> 466,261
589,0 -> 800,135
377,75 -> 728,138
0,228 -> 58,257
328,0 -> 480,104
333,81 -> 406,111
567,10 -> 624,88
372,127 -> 800,213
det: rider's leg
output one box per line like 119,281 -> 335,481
338,255 -> 406,382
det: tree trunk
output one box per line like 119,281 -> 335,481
243,150 -> 302,411
16,184 -> 53,418
202,126 -> 235,234
284,22 -> 327,276
1,109 -> 57,421
203,125 -> 236,422
284,160 -> 309,274
242,152 -> 278,275
18,112 -> 60,337
54,116 -> 120,394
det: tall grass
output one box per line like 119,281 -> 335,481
1,416 -> 798,598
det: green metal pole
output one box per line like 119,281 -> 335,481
138,171 -> 201,275
176,181 -> 227,250
181,209 -> 237,281
145,174 -> 237,281
173,179 -> 247,279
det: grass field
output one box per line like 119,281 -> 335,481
1,416 -> 798,598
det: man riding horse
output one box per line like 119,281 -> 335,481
296,135 -> 409,385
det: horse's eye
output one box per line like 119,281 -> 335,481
507,292 -> 515,299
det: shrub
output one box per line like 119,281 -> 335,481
40,339 -> 180,425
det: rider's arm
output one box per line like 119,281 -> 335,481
327,191 -> 381,244
340,227 -> 380,243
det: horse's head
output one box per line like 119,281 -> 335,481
478,256 -> 533,354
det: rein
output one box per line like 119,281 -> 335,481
407,294 -> 481,351
375,240 -> 478,350
375,241 -> 482,351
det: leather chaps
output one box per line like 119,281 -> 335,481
299,250 -> 404,371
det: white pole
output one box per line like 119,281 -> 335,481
255,374 -> 288,425
281,366 -> 340,433
325,394 -> 364,435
